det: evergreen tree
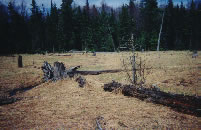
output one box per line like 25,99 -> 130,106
174,4 -> 182,49
128,0 -> 137,35
73,6 -> 83,50
8,1 -> 29,53
1,0 -> 201,54
30,0 -> 44,52
119,5 -> 131,47
163,0 -> 175,50
7,1 -> 17,53
137,0 -> 146,49
46,0 -> 59,52
197,3 -> 201,49
179,2 -> 188,49
0,2 -> 9,54
109,8 -> 119,50
189,0 -> 197,50
58,0 -> 73,51
98,3 -> 114,51
141,0 -> 159,50
91,5 -> 100,51
81,0 -> 93,51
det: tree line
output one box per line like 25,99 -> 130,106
0,0 -> 201,54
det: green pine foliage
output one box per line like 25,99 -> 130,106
0,0 -> 201,54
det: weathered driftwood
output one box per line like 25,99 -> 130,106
104,81 -> 201,117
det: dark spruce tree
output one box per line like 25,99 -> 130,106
163,0 -> 175,50
0,2 -> 9,54
30,0 -> 45,53
109,8 -> 120,50
197,2 -> 201,50
81,0 -> 93,51
128,0 -> 137,36
46,0 -> 59,52
98,3 -> 114,51
179,2 -> 188,50
144,0 -> 159,50
58,0 -> 73,51
8,1 -> 29,53
119,5 -> 131,48
73,6 -> 83,51
1,0 -> 201,54
189,0 -> 198,50
91,5 -> 100,51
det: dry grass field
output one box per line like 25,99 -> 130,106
0,51 -> 200,129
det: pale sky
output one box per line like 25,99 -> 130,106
0,0 -> 188,8
1,0 -> 128,8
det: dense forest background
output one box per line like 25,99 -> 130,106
0,0 -> 201,54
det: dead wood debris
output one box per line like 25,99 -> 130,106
95,116 -> 105,130
103,81 -> 201,117
76,69 -> 122,75
103,80 -> 123,92
41,61 -> 80,81
75,76 -> 86,87
56,54 -> 72,56
42,61 -> 122,81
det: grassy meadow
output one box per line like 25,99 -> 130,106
0,51 -> 200,129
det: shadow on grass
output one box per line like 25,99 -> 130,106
0,81 -> 43,106
8,85 -> 36,97
0,96 -> 22,106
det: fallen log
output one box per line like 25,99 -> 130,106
56,54 -> 71,56
104,81 -> 201,117
76,69 -> 122,75
42,61 -> 122,81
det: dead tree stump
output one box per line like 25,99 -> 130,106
42,61 -> 54,81
53,62 -> 67,80
41,61 -> 80,81
18,55 -> 23,68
